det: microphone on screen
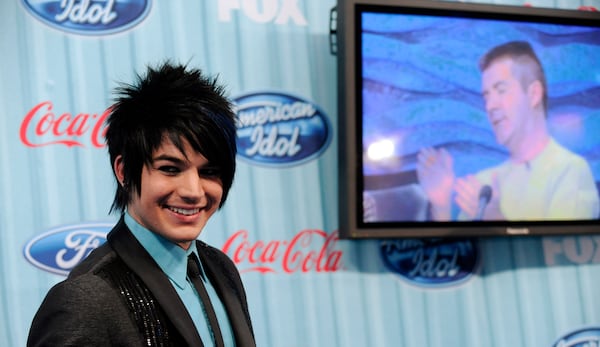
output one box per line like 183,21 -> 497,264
474,185 -> 492,221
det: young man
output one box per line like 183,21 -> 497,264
417,41 -> 599,221
28,62 -> 255,346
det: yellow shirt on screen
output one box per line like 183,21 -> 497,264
464,138 -> 599,220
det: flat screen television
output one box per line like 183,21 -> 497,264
335,0 -> 600,238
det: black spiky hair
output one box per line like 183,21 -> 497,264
105,61 -> 237,214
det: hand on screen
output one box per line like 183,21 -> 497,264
363,192 -> 377,222
417,147 -> 455,220
454,175 -> 482,219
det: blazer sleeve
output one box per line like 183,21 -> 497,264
27,275 -> 140,347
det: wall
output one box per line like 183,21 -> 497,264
1,0 -> 599,346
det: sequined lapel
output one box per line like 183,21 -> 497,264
107,218 -> 204,347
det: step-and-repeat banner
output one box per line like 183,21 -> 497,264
1,1 -> 600,346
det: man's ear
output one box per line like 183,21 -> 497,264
528,80 -> 544,109
113,155 -> 125,187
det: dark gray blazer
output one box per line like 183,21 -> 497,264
27,217 -> 255,347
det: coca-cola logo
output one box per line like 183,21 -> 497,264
20,101 -> 109,148
380,238 -> 479,287
552,327 -> 600,347
223,229 -> 343,273
234,92 -> 332,167
21,0 -> 152,35
24,223 -> 111,276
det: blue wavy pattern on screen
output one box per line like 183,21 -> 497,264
362,14 -> 600,179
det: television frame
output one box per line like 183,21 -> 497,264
336,0 -> 600,239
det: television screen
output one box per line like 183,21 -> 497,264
336,0 -> 600,238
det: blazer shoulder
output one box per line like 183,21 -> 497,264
28,258 -> 140,346
67,241 -> 116,278
197,241 -> 240,274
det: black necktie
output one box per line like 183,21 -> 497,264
187,254 -> 225,347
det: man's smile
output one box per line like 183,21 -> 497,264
166,206 -> 202,216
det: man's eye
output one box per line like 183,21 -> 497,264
201,167 -> 221,177
159,166 -> 180,174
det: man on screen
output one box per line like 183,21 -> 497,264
416,40 -> 599,221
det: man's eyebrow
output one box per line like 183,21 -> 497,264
493,80 -> 507,89
151,154 -> 186,164
482,80 -> 507,94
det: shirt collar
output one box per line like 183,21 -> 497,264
124,211 -> 198,289
529,137 -> 556,169
509,138 -> 556,171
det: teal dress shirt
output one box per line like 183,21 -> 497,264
124,212 -> 235,346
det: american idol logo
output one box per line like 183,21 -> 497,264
380,238 -> 479,287
24,223 -> 112,275
234,92 -> 332,167
552,327 -> 600,347
21,0 -> 152,35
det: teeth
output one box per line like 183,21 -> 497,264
168,207 -> 200,216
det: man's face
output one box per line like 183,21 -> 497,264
119,137 -> 223,250
481,58 -> 533,151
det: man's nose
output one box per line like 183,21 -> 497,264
179,172 -> 204,201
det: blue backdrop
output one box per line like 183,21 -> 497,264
1,1 -> 600,346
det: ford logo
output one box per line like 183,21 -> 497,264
234,92 -> 332,167
552,327 -> 600,347
380,238 -> 479,288
24,223 -> 112,276
21,0 -> 152,36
